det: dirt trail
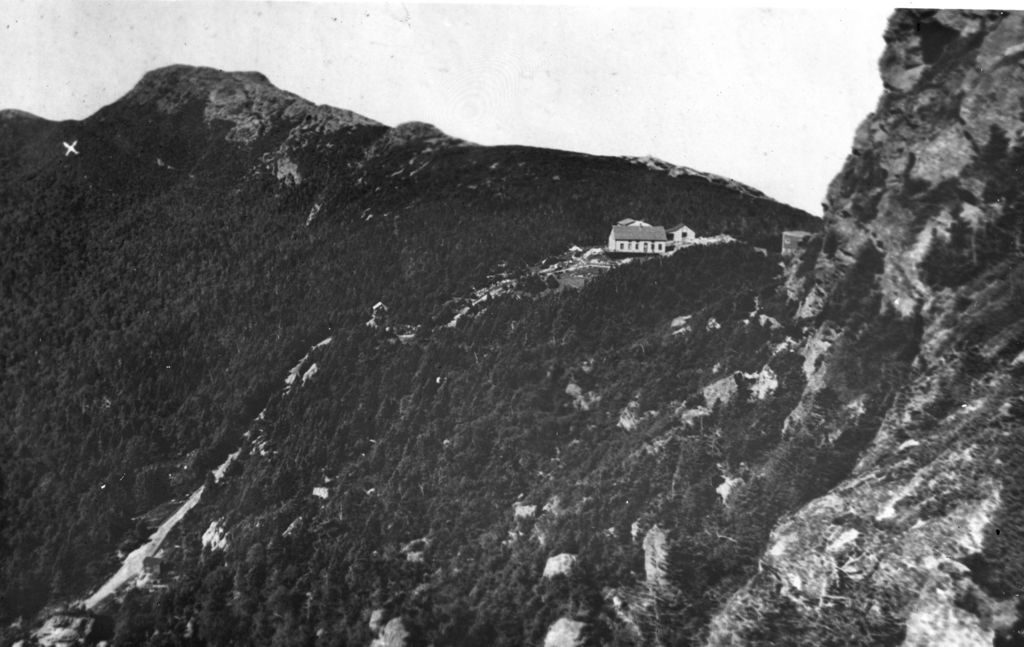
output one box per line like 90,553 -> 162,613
82,336 -> 334,610
83,485 -> 205,609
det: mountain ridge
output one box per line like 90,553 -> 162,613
2,64 -> 813,218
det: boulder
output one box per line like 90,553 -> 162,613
643,525 -> 668,586
369,617 -> 408,647
542,553 -> 577,578
513,502 -> 537,520
542,618 -> 585,647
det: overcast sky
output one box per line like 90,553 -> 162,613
1,2 -> 896,214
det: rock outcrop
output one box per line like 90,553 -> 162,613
32,614 -> 97,647
708,10 -> 1024,645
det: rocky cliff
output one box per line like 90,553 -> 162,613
710,10 -> 1024,645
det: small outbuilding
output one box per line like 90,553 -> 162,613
142,556 -> 165,576
667,224 -> 696,247
781,230 -> 813,257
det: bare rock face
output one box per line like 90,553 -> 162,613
33,614 -> 95,647
708,10 -> 1024,645
800,10 -> 1024,321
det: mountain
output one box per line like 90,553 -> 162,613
2,8 -> 1021,645
0,60 -> 815,645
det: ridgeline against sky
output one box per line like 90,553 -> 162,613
0,3 -> 890,214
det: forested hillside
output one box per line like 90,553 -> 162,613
1,65 -> 818,645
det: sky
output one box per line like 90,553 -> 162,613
0,1 -> 899,214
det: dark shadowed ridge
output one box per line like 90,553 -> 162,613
0,108 -> 49,122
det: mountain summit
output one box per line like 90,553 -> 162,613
120,64 -> 382,139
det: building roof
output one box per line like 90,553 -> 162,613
612,225 -> 667,242
667,224 -> 694,233
782,230 -> 812,237
617,218 -> 652,227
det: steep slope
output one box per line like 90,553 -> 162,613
709,9 -> 1024,646
0,62 -> 814,641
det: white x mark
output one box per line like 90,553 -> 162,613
63,140 -> 79,156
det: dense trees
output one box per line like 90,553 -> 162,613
89,242 -> 814,646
